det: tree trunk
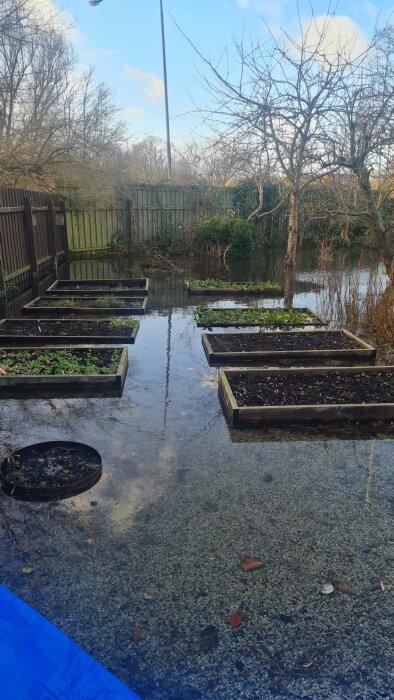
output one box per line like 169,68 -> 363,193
285,189 -> 299,268
357,169 -> 394,282
283,266 -> 295,308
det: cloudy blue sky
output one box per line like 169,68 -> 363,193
51,0 -> 394,145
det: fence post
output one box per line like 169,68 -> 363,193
47,200 -> 57,271
127,198 -> 134,254
24,197 -> 39,288
0,251 -> 6,318
60,200 -> 70,258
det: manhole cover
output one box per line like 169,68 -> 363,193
0,441 -> 102,501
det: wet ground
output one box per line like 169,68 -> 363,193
0,250 -> 393,699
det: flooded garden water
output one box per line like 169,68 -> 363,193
0,247 -> 393,699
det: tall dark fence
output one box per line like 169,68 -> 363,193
0,188 -> 68,302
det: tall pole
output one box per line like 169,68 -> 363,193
89,0 -> 172,181
160,0 -> 172,181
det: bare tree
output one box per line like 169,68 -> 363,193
178,10 -> 359,267
0,0 -> 125,192
324,29 -> 394,280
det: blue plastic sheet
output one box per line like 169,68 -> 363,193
0,584 -> 140,699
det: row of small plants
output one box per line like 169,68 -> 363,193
188,278 -> 282,292
195,306 -> 321,326
43,296 -> 130,309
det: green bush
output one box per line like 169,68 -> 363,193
193,211 -> 254,257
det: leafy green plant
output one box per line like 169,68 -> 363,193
0,280 -> 20,301
188,278 -> 281,292
0,349 -> 122,376
192,211 -> 254,258
56,299 -> 76,308
195,306 -> 321,326
95,296 -> 125,308
108,317 -> 137,330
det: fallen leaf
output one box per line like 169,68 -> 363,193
321,583 -> 334,595
380,580 -> 385,592
22,567 -> 33,574
86,538 -> 93,545
333,581 -> 355,595
302,659 -> 314,669
142,593 -> 154,600
228,612 -> 242,628
134,624 -> 142,642
240,556 -> 263,572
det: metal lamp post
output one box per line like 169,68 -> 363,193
89,0 -> 172,181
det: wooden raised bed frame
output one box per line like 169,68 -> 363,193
0,345 -> 128,398
202,329 -> 376,364
46,278 -> 149,296
0,319 -> 139,345
195,307 -> 327,327
218,366 -> 394,428
22,296 -> 148,316
186,281 -> 283,297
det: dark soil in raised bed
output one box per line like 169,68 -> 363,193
0,320 -> 135,337
229,370 -> 394,406
2,444 -> 100,489
209,331 -> 359,352
30,297 -> 143,309
56,283 -> 145,290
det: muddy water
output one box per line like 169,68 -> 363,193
0,248 -> 393,700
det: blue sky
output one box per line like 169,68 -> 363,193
54,0 -> 394,146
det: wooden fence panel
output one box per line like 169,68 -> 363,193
0,187 -> 66,295
129,185 -> 232,246
66,209 -> 127,252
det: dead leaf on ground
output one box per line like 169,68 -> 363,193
302,659 -> 314,669
134,624 -> 142,642
228,612 -> 242,628
333,581 -> 355,595
240,556 -> 263,572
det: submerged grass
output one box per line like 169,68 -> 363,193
320,265 -> 393,359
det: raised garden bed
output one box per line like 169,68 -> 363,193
187,279 -> 283,296
219,366 -> 394,427
0,441 -> 102,501
47,278 -> 149,296
0,318 -> 139,345
0,345 -> 128,398
202,330 -> 376,364
22,296 -> 147,316
195,307 -> 326,327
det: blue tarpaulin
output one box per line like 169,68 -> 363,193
0,584 -> 140,699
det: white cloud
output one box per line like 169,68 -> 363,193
236,0 -> 251,8
124,67 -> 164,102
27,0 -> 75,39
300,15 -> 369,61
124,107 -> 145,118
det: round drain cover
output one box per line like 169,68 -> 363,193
0,441 -> 102,501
